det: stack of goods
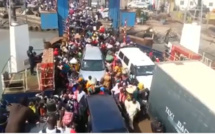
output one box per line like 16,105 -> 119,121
38,48 -> 54,90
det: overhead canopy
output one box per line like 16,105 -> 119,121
87,95 -> 127,133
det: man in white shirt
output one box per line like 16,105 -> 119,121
111,83 -> 123,98
39,114 -> 62,133
124,98 -> 141,130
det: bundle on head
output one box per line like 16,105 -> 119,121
43,39 -> 52,49
63,34 -> 68,42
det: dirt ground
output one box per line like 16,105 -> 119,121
135,119 -> 152,133
131,17 -> 215,67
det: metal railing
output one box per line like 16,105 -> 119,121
1,56 -> 26,91
200,52 -> 213,68
162,50 -> 215,69
1,49 -> 44,92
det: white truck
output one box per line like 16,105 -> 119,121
148,61 -> 215,132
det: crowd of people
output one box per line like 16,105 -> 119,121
0,2 -> 153,133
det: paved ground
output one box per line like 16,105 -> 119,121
135,119 -> 152,133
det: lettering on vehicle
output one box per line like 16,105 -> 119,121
165,106 -> 189,133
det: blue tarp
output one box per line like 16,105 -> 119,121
121,11 -> 136,27
57,0 -> 69,36
108,0 -> 120,30
40,13 -> 58,30
87,95 -> 127,133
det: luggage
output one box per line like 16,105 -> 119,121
151,120 -> 164,133
106,55 -> 114,62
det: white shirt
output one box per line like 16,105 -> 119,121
70,3 -> 74,8
39,128 -> 63,133
124,100 -> 141,117
77,91 -> 86,103
111,83 -> 120,95
64,126 -> 71,133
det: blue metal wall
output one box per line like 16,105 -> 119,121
108,0 -> 120,30
57,0 -> 69,36
40,12 -> 58,30
120,11 -> 136,27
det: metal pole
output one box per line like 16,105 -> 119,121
8,0 -> 11,25
200,0 -> 203,25
183,0 -> 190,23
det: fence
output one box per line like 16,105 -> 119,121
0,56 -> 27,92
163,49 -> 215,69
0,49 -> 44,92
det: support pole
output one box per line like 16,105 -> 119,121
200,0 -> 203,25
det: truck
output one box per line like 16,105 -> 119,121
148,60 -> 215,133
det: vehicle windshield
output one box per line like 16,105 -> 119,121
135,65 -> 155,76
81,60 -> 105,71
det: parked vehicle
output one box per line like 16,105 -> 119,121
127,0 -> 150,9
91,1 -> 98,8
79,45 -> 106,81
115,47 -> 155,89
148,61 -> 215,132
136,2 -> 150,9
87,95 -> 128,132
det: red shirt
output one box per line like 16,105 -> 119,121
99,26 -> 105,33
99,91 -> 104,95
70,129 -> 76,133
156,58 -> 160,62
54,50 -> 59,56
149,52 -> 153,57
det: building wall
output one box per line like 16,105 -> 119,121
120,0 -> 132,9
175,0 -> 215,11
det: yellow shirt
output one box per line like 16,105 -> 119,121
29,105 -> 36,113
86,81 -> 91,89
69,64 -> 80,71
114,66 -> 122,74
138,83 -> 144,91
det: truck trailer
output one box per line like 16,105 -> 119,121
148,61 -> 215,133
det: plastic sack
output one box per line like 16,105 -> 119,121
106,54 -> 114,62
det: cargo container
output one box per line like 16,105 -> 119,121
148,61 -> 215,133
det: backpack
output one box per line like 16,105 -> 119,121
42,128 -> 61,133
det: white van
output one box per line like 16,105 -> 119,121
115,47 -> 155,90
127,0 -> 150,8
79,45 -> 106,81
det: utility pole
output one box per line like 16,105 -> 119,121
8,0 -> 11,24
88,0 -> 91,7
199,0 -> 203,25
183,0 -> 190,23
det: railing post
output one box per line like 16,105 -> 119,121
25,69 -> 28,91
36,64 -> 41,90
8,59 -> 11,74
1,74 -> 5,91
